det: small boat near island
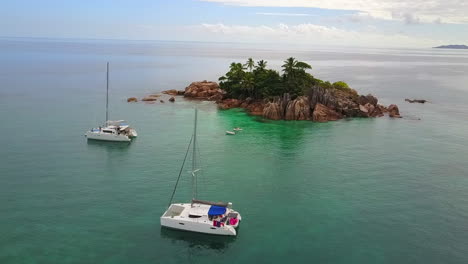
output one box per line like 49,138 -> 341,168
225,131 -> 236,135
85,63 -> 137,142
233,127 -> 242,131
161,109 -> 242,236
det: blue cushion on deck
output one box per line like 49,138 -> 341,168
208,205 -> 226,216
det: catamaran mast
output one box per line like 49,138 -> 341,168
167,109 -> 198,207
105,62 -> 109,122
192,108 -> 198,200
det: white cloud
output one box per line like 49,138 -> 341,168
346,12 -> 382,23
392,12 -> 421,25
193,23 -> 439,47
200,0 -> 468,24
256,12 -> 315,17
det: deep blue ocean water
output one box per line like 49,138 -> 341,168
1,38 -> 468,263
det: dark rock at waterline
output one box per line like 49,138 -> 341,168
141,97 -> 157,102
245,101 -> 264,116
169,97 -> 175,102
162,89 -> 179,96
217,85 -> 401,121
262,97 -> 284,120
388,104 -> 401,118
358,103 -> 384,118
378,104 -> 388,113
285,96 -> 311,120
260,94 -> 311,120
218,98 -> 242,110
405,99 -> 427,104
312,103 -> 342,122
184,81 -> 224,100
358,94 -> 378,106
369,103 -> 384,117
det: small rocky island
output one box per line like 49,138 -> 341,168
138,57 -> 401,121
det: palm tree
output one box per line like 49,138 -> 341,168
227,62 -> 245,79
281,57 -> 312,79
256,60 -> 267,71
281,57 -> 297,77
282,57 -> 313,96
282,57 -> 298,83
242,73 -> 255,98
245,58 -> 255,72
295,61 -> 312,71
282,57 -> 311,75
232,62 -> 245,72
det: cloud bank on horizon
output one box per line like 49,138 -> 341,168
192,23 -> 436,47
200,0 -> 468,24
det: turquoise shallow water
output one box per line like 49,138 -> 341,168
1,38 -> 468,263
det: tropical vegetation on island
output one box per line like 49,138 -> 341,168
155,56 -> 401,121
218,57 -> 357,100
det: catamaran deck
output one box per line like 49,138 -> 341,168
161,203 -> 241,236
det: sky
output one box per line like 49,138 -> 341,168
1,0 -> 467,47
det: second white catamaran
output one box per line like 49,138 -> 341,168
85,63 -> 137,142
161,109 -> 242,236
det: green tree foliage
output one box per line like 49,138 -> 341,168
256,60 -> 267,71
332,81 -> 358,95
253,68 -> 283,98
219,62 -> 246,98
245,58 -> 255,72
281,57 -> 315,97
220,59 -> 283,99
332,81 -> 349,90
219,57 -> 354,100
314,79 -> 334,89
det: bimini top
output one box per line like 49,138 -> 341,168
208,205 -> 227,216
106,120 -> 129,128
192,199 -> 229,207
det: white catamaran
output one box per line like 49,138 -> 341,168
85,63 -> 137,142
161,109 -> 242,236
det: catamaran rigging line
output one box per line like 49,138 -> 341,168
168,135 -> 193,207
106,62 -> 109,122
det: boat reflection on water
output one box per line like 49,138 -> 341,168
159,227 -> 236,252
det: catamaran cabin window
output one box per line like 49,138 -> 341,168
188,215 -> 202,218
103,130 -> 113,134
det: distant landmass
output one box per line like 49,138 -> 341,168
433,45 -> 468,49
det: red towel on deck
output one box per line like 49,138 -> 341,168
229,218 -> 238,225
213,221 -> 217,227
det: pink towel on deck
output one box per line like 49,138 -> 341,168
229,218 -> 238,225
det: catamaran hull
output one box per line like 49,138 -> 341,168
128,128 -> 138,138
160,217 -> 237,236
85,131 -> 131,142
